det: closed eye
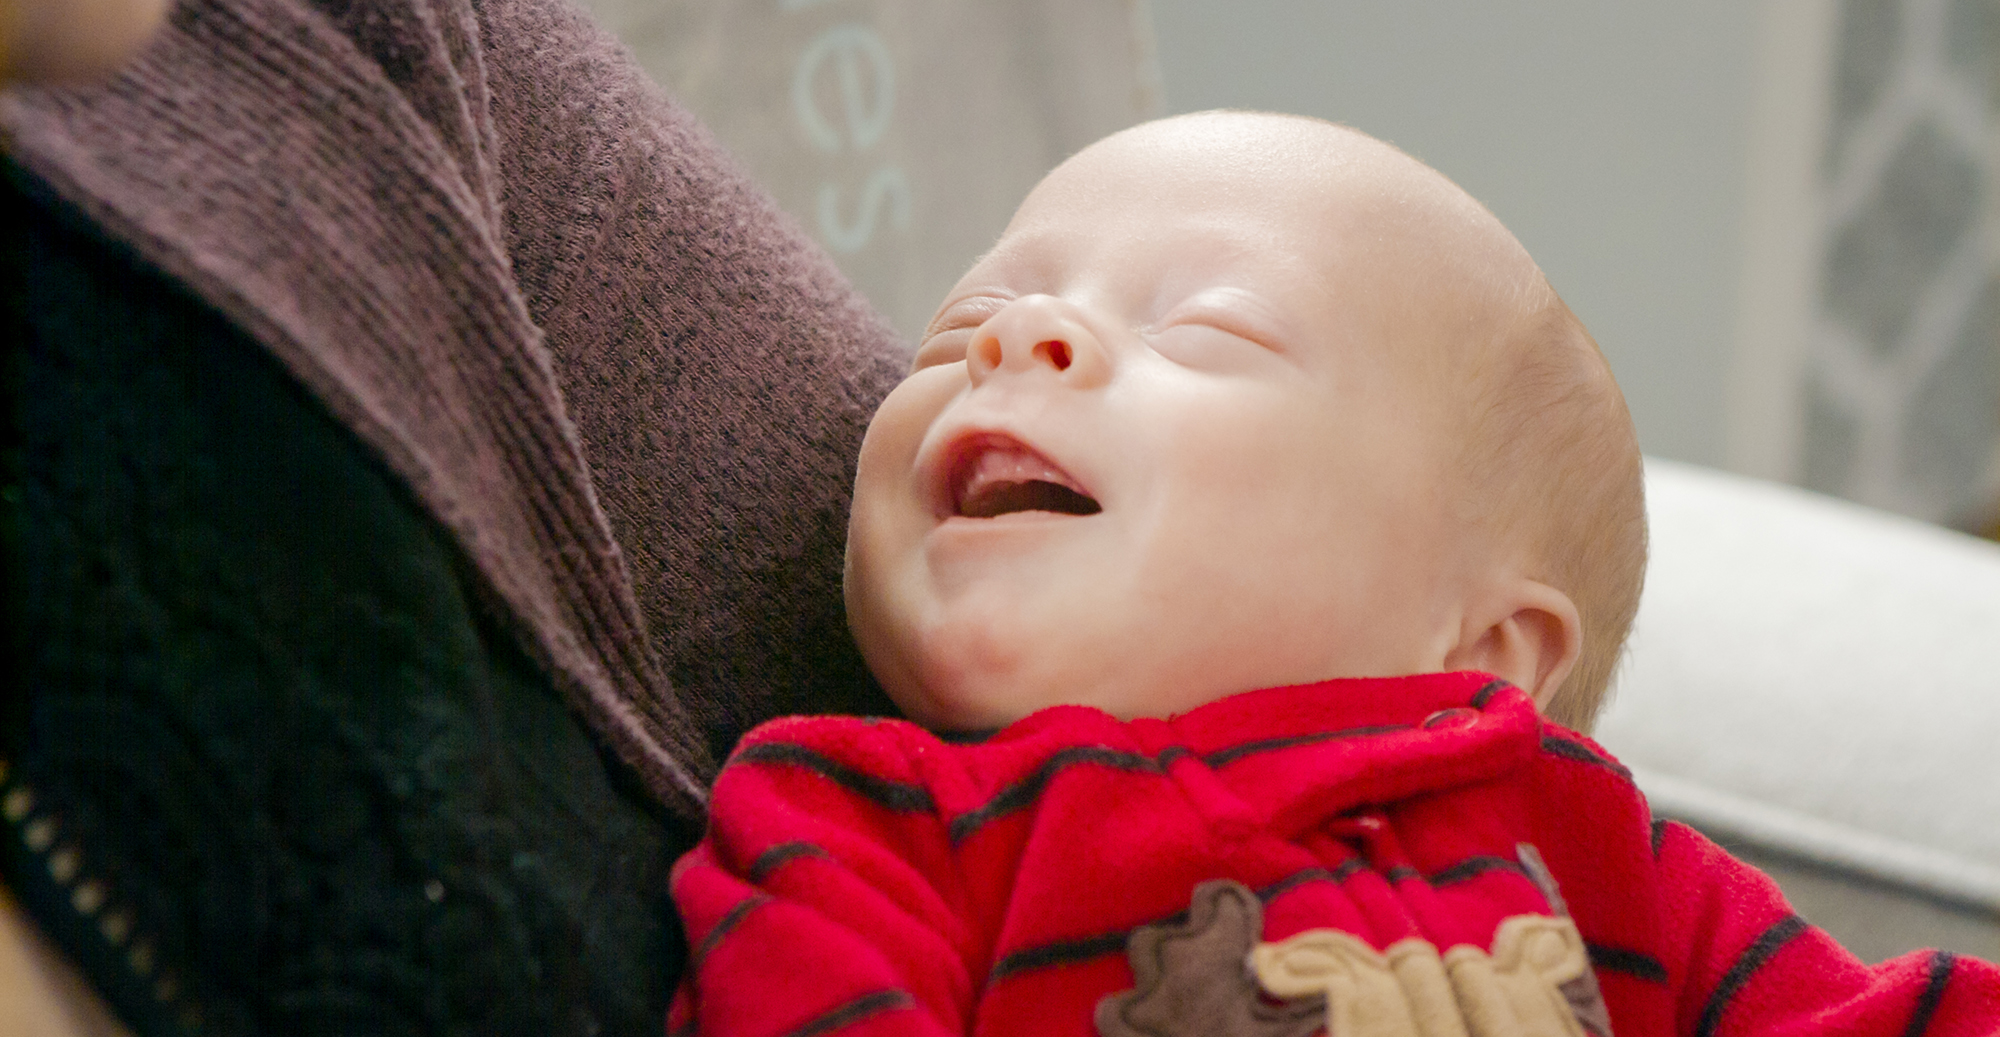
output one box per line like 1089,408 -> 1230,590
1147,290 -> 1289,368
1146,320 -> 1280,370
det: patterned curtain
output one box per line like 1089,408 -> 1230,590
1802,0 -> 2000,533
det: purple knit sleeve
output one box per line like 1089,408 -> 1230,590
475,0 -> 910,768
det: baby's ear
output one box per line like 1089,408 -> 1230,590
1440,581 -> 1581,711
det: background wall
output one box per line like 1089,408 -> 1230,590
1147,0 -> 1760,468
1147,0 -> 1999,529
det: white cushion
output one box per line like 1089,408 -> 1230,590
1593,459 -> 2000,910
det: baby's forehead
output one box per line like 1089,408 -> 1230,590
978,209 -> 1480,382
982,213 -> 1313,294
1017,135 -> 1500,293
991,172 -> 1381,302
962,114 -> 1539,384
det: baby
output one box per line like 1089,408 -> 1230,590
670,113 -> 1999,1037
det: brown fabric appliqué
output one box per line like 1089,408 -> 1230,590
1094,880 -> 1324,1037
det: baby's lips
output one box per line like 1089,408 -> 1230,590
943,432 -> 1099,518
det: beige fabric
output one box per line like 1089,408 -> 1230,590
1252,915 -> 1594,1037
577,0 -> 1164,340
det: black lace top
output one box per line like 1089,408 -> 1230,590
3,165 -> 700,1037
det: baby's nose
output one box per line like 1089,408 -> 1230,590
966,295 -> 1108,387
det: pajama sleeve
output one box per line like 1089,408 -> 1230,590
670,718 -> 977,1037
1649,820 -> 2000,1036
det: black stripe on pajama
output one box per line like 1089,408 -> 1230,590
1587,943 -> 1669,984
935,727 -> 1001,745
1539,733 -> 1634,781
1429,855 -> 1527,887
1258,866 -> 1339,900
948,746 -> 1166,843
988,930 -> 1136,983
1470,679 -> 1508,709
1693,914 -> 1808,1037
777,990 -> 915,1037
1201,725 -> 1408,767
692,893 -> 771,971
733,742 -> 936,813
749,841 -> 832,882
1900,950 -> 1957,1037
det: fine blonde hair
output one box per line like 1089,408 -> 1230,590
1461,294 -> 1648,731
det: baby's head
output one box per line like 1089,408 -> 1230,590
844,111 -> 1645,733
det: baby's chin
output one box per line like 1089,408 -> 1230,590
881,673 -> 1046,733
880,664 -> 1253,733
867,603 -> 1407,730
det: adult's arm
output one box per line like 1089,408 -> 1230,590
472,0 -> 909,766
2,0 -> 907,1033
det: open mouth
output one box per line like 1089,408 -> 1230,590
948,435 -> 1102,519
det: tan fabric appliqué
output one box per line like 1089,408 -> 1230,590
1096,844 -> 1613,1037
1251,912 -> 1596,1037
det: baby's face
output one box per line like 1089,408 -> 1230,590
845,117 -> 1481,730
